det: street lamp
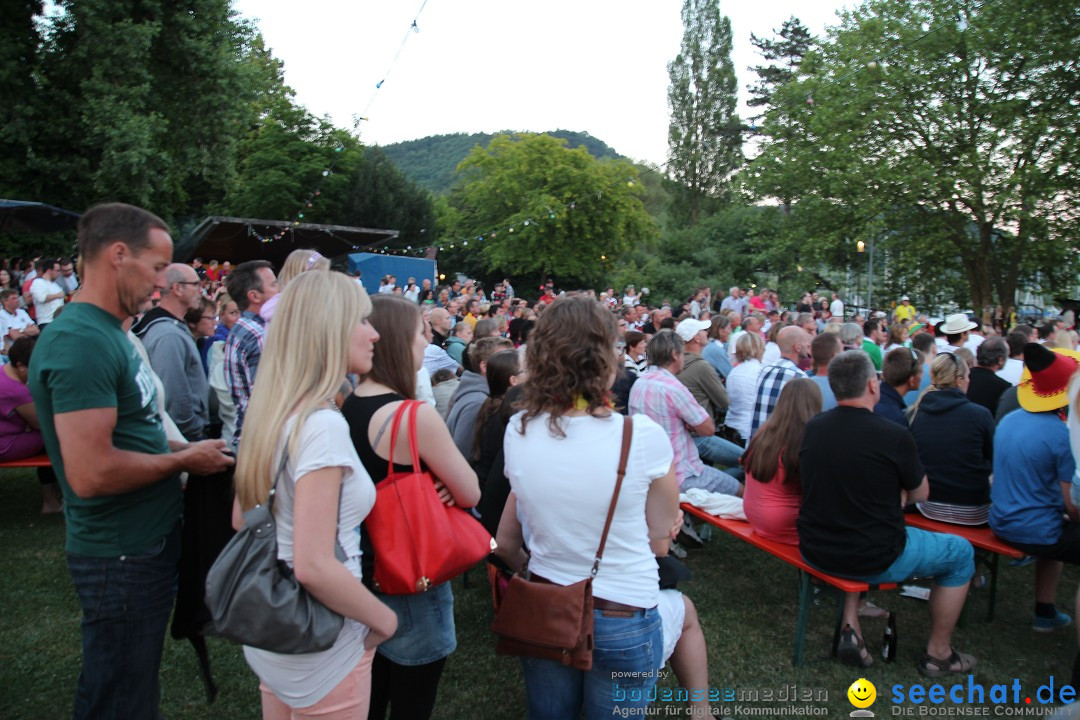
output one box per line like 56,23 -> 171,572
856,241 -> 865,316
856,239 -> 875,313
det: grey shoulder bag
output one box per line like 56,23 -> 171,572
205,449 -> 347,654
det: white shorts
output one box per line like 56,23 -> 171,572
658,589 -> 686,667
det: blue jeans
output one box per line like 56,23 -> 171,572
521,606 -> 662,719
693,435 -> 746,479
376,580 -> 457,665
67,523 -> 180,720
814,527 -> 975,588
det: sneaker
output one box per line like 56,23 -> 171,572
1010,555 -> 1035,568
1033,611 -> 1072,633
669,542 -> 688,559
677,522 -> 704,549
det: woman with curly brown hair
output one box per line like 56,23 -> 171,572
493,296 -> 681,718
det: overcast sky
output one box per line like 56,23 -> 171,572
231,0 -> 852,166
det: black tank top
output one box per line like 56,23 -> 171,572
341,392 -> 419,480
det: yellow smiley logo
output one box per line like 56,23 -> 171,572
848,678 -> 876,709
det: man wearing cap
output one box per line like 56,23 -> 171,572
675,318 -> 743,472
895,295 -> 917,323
989,343 -> 1080,632
938,313 -> 977,354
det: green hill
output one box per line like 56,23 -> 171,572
378,130 -> 625,195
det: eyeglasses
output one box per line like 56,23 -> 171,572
175,281 -> 200,287
200,315 -> 216,322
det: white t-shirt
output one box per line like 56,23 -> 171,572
504,412 -> 672,609
830,299 -> 844,318
243,409 -> 376,709
964,335 -> 985,352
0,308 -> 33,349
30,278 -> 64,323
725,358 -> 763,439
996,357 -> 1023,386
761,341 -> 781,367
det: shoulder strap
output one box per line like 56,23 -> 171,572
591,415 -> 633,577
385,400 -> 422,478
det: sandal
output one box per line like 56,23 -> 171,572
837,625 -> 873,668
917,648 -> 977,678
857,600 -> 889,619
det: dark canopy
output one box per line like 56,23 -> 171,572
0,199 -> 81,234
177,216 -> 399,268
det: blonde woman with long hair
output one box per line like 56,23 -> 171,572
259,249 -> 331,322
233,272 -> 398,719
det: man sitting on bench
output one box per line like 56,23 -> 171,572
797,350 -> 976,677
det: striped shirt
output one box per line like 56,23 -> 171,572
223,311 -> 266,449
628,367 -> 708,483
750,358 -> 807,439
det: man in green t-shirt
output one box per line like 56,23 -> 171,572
28,202 -> 234,720
861,318 -> 885,372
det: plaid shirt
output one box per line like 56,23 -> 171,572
223,311 -> 267,449
749,358 -> 807,440
628,367 -> 708,483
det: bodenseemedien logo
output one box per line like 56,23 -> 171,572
848,678 -> 877,717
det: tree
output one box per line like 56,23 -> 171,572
341,147 -> 436,247
0,1 -> 44,199
14,0 -> 264,226
667,0 -> 743,227
747,17 -> 815,118
446,134 -> 656,288
748,0 -> 1080,309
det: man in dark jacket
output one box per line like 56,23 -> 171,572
874,347 -> 923,426
967,337 -> 1011,416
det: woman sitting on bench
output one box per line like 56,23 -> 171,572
0,336 -> 61,513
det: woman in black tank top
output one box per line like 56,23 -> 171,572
342,295 -> 479,720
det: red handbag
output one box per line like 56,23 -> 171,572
365,400 -> 496,594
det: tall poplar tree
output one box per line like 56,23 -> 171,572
666,0 -> 743,227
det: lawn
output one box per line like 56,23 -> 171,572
2,468 -> 1079,718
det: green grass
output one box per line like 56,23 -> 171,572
2,469 -> 1078,718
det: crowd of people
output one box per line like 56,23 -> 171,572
19,202 -> 1080,719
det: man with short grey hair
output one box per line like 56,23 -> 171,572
967,336 -> 1011,416
799,350 -> 976,675
132,263 -> 210,440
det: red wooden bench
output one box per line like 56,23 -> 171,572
682,502 -> 897,665
904,512 -> 1024,622
0,453 -> 51,469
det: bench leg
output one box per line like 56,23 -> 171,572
831,593 -> 845,658
793,571 -> 812,666
987,553 -> 999,622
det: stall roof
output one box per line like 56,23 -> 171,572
177,216 -> 399,267
0,199 -> 81,234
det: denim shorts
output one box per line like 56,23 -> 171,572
521,605 -> 662,719
376,581 -> 457,665
840,527 -> 975,588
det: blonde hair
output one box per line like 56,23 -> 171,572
735,331 -> 765,363
216,292 -> 235,316
234,272 -> 371,509
908,352 -> 969,423
277,248 -> 331,289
